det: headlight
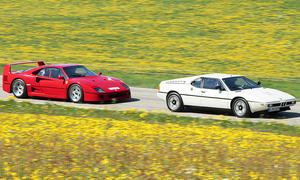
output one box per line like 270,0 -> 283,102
122,84 -> 130,90
94,87 -> 105,93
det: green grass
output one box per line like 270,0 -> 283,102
0,0 -> 299,99
0,0 -> 299,79
1,63 -> 299,99
0,100 -> 299,137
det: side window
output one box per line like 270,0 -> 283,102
203,78 -> 225,90
59,70 -> 67,79
49,68 -> 59,79
37,68 -> 50,77
217,80 -> 226,91
191,78 -> 202,88
203,78 -> 217,89
49,68 -> 66,79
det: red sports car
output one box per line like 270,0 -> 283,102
2,61 -> 131,102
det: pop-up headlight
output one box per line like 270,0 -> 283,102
122,84 -> 130,90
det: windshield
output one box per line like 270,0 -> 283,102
223,76 -> 261,91
63,66 -> 97,78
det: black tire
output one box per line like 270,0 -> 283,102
232,98 -> 251,117
68,84 -> 84,103
11,79 -> 28,98
166,92 -> 184,112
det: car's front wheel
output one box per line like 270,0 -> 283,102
166,92 -> 184,112
232,98 -> 251,117
12,79 -> 28,98
68,84 -> 83,103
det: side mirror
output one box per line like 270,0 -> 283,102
98,72 -> 102,76
257,80 -> 261,85
216,85 -> 225,91
58,76 -> 65,80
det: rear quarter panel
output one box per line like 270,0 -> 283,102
2,64 -> 12,92
3,64 -> 44,93
158,81 -> 189,101
2,73 -> 32,93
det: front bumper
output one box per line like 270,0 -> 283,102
84,90 -> 131,102
249,100 -> 296,113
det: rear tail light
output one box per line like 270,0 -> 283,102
3,75 -> 8,82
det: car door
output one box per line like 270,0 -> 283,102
200,78 -> 231,109
182,78 -> 204,106
30,68 -> 50,95
34,67 -> 67,99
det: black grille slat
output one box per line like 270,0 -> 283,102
272,103 -> 281,107
270,101 -> 295,107
108,93 -> 127,98
286,101 -> 293,105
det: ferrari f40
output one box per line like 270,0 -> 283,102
2,61 -> 131,103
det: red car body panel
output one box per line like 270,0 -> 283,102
2,61 -> 131,102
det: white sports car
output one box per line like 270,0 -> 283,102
157,74 -> 297,117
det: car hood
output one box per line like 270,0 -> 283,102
70,76 -> 128,92
233,87 -> 296,103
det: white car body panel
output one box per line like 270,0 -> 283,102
157,73 -> 297,114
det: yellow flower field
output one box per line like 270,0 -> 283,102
0,0 -> 299,79
0,112 -> 299,179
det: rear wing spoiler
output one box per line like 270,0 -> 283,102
3,61 -> 45,74
2,61 -> 45,93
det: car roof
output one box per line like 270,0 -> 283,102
201,73 -> 242,79
164,73 -> 243,84
43,64 -> 82,68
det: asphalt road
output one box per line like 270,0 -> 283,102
1,76 -> 300,126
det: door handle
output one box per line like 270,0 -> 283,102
201,91 -> 206,93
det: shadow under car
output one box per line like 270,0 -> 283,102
183,106 -> 300,119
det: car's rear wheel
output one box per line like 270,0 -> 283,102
232,98 -> 251,117
68,84 -> 83,103
12,79 -> 28,98
166,92 -> 184,112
